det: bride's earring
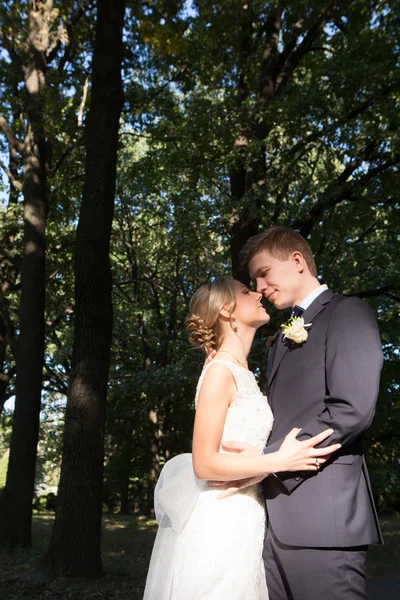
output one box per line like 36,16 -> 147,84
232,315 -> 238,332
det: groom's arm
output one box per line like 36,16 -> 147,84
268,296 -> 383,493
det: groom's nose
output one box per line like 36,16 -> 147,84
256,278 -> 268,294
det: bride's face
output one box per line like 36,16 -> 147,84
232,279 -> 270,328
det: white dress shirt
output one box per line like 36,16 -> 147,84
298,284 -> 328,311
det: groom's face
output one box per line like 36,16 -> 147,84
248,250 -> 301,310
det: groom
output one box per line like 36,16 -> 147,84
224,226 -> 383,600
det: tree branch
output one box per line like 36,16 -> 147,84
292,141 -> 381,237
0,27 -> 25,76
46,306 -> 74,329
0,292 -> 17,359
0,161 -> 23,191
348,286 -> 397,299
258,7 -> 283,112
77,77 -> 89,126
42,364 -> 69,395
286,79 -> 400,160
337,141 -> 378,183
0,115 -> 24,155
277,18 -> 305,69
275,2 -> 338,96
357,154 -> 400,186
47,0 -> 94,64
384,293 -> 400,303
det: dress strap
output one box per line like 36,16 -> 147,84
194,359 -> 243,407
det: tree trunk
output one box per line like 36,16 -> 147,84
0,158 -> 47,547
119,469 -> 131,515
44,0 -> 126,577
0,18 -> 48,546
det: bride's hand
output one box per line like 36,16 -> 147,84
277,428 -> 341,472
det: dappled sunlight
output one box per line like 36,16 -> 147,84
102,515 -> 157,532
103,521 -> 129,532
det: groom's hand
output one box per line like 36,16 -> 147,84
208,474 -> 265,499
266,329 -> 281,349
204,348 -> 217,365
207,441 -> 264,499
221,441 -> 261,455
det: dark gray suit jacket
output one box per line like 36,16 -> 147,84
263,289 -> 383,548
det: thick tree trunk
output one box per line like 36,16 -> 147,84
44,0 -> 126,576
0,148 -> 47,546
0,39 -> 48,547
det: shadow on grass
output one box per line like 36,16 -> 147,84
0,513 -> 398,599
0,514 -> 157,600
367,515 -> 400,578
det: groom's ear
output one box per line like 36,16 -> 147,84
292,251 -> 306,273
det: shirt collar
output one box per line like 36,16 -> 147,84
298,284 -> 328,311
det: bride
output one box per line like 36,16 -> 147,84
143,276 -> 340,599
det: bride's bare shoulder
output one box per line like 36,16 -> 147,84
197,361 -> 237,405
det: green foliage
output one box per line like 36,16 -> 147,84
0,451 -> 8,490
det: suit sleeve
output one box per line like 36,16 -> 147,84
266,296 -> 383,493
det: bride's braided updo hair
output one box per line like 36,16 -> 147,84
186,276 -> 236,352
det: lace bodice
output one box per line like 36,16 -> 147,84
195,359 -> 274,452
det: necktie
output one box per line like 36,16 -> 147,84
291,305 -> 304,318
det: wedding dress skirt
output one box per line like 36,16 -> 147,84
143,360 -> 274,600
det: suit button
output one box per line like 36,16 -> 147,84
295,477 -> 300,481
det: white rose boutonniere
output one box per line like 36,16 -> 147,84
281,316 -> 312,344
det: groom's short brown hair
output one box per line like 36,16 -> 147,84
239,226 -> 318,277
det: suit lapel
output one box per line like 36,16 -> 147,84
301,288 -> 335,324
266,337 -> 278,383
267,288 -> 335,386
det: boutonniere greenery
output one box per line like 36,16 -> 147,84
281,316 -> 312,344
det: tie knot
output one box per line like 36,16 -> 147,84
291,305 -> 304,318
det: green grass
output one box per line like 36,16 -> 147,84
0,513 -> 398,599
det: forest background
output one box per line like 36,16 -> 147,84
0,0 -> 399,586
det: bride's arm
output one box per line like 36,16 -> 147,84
192,364 -> 341,481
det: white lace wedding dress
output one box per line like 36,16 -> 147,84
143,359 -> 274,600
